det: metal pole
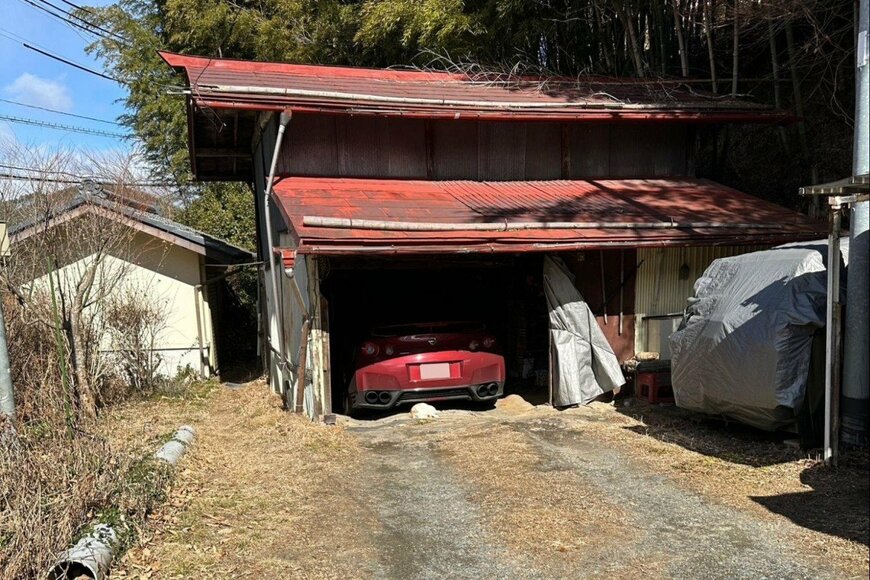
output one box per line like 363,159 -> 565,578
0,298 -> 15,422
841,0 -> 869,447
263,108 -> 293,408
600,250 -> 608,324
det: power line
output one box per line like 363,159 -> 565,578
0,172 -> 176,187
0,27 -> 121,83
23,43 -> 119,82
17,0 -> 100,42
0,163 -> 81,177
0,164 -> 176,187
0,97 -> 120,126
0,27 -> 181,92
17,0 -> 126,44
57,0 -> 97,18
0,115 -> 128,138
33,0 -> 128,43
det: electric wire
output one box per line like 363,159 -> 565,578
16,0 -> 127,44
0,163 -> 81,177
0,115 -> 128,138
32,0 -> 127,43
22,43 -> 120,82
17,0 -> 104,42
0,97 -> 120,126
0,28 -> 122,84
0,172 -> 176,187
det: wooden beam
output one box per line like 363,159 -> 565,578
196,148 -> 250,158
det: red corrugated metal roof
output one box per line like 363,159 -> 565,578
272,177 -> 824,254
160,52 -> 791,123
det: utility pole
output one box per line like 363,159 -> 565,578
0,221 -> 15,433
0,299 -> 14,422
841,0 -> 869,447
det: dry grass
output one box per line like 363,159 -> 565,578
106,380 -> 381,579
0,296 -> 180,580
0,426 -> 171,579
73,384 -> 867,579
560,400 -> 870,577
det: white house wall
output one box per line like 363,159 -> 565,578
26,231 -> 213,378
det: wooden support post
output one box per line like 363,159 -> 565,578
825,201 -> 843,466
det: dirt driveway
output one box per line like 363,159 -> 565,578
107,383 -> 869,579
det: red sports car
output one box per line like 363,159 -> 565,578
345,321 -> 505,414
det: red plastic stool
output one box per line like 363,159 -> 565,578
636,371 -> 674,404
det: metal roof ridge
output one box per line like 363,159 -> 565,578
10,194 -> 254,259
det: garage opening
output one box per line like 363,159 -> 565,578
320,254 -> 552,414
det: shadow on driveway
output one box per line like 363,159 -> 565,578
751,453 -> 870,547
616,400 -> 804,467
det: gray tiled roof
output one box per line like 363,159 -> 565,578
9,192 -> 255,263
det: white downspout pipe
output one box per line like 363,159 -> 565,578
263,108 -> 293,403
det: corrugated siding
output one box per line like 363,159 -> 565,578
634,245 -> 768,355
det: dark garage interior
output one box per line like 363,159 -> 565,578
319,254 -> 551,413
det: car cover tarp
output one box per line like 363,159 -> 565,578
544,256 -> 625,406
669,244 -> 837,430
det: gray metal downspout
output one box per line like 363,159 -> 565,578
842,0 -> 869,447
263,109 -> 293,406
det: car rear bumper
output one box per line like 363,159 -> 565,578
350,382 -> 504,410
349,350 -> 505,410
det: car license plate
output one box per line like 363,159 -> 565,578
419,363 -> 451,380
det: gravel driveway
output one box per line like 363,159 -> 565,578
347,410 -> 853,580
111,385 -> 869,579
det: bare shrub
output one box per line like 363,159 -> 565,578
104,287 -> 168,396
2,295 -> 67,426
0,143 -> 165,422
0,144 -> 180,578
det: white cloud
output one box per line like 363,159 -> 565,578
0,121 -> 15,146
3,73 -> 73,111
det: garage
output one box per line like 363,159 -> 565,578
160,51 -> 826,421
320,254 -> 550,413
267,177 -> 821,420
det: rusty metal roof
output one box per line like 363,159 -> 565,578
161,52 -> 795,181
160,52 -> 791,123
272,177 -> 824,254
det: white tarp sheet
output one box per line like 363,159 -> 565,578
669,245 -> 833,430
544,256 -> 625,406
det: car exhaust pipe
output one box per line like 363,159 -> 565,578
364,391 -> 379,404
487,383 -> 499,396
378,391 -> 392,404
477,385 -> 489,397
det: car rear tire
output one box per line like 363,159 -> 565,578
343,391 -> 356,418
474,398 -> 497,411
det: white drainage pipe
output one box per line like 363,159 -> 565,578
154,425 -> 197,465
48,425 -> 196,579
48,524 -> 116,580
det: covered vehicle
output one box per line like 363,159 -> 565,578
345,321 -> 505,414
669,242 -> 842,431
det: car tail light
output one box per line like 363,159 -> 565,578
468,339 -> 480,351
483,337 -> 495,348
361,342 -> 379,356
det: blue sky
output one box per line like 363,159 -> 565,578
0,0 -> 132,153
